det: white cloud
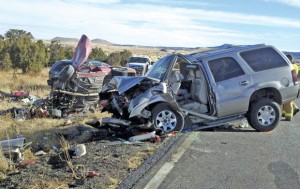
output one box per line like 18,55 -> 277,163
265,0 -> 300,8
70,0 -> 121,4
0,0 -> 299,48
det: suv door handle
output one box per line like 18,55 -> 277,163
240,81 -> 249,86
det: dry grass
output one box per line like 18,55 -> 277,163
27,178 -> 70,189
107,176 -> 120,189
0,148 -> 9,180
127,151 -> 148,170
0,69 -> 50,98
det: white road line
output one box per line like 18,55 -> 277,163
144,132 -> 199,189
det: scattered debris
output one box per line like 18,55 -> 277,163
0,90 -> 30,101
129,131 -> 156,142
239,119 -> 249,128
64,119 -> 72,125
85,118 -> 100,128
21,96 -> 37,106
34,150 -> 47,156
0,107 -> 30,121
19,159 -> 39,166
71,144 -> 87,158
97,140 -> 145,147
0,136 -> 31,162
87,171 -> 101,177
102,117 -> 130,127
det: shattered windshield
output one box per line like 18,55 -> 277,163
129,57 -> 149,63
145,55 -> 174,81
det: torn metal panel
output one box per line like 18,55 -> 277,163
72,35 -> 92,70
129,92 -> 182,118
0,136 -> 25,148
129,131 -> 156,142
102,76 -> 159,95
0,136 -> 29,161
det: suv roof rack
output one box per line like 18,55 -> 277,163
185,44 -> 266,62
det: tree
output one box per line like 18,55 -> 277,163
0,36 -> 12,71
8,34 -> 32,70
49,41 -> 66,66
107,51 -> 122,66
3,30 -> 50,74
5,29 -> 34,41
120,49 -> 132,66
106,49 -> 132,66
17,40 -> 49,74
64,47 -> 74,59
89,47 -> 107,62
34,40 -> 50,71
0,52 -> 12,71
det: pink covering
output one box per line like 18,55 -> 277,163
72,35 -> 92,70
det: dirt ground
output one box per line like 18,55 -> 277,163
0,63 -> 170,189
0,123 -> 165,189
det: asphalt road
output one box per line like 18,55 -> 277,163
134,99 -> 300,189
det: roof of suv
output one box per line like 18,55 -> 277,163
185,44 -> 267,63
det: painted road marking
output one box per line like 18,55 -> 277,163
144,132 -> 199,189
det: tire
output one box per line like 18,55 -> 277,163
151,103 -> 184,133
247,98 -> 281,132
58,65 -> 75,82
112,67 -> 128,76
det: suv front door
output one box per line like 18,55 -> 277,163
207,56 -> 253,117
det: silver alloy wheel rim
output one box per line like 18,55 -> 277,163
155,110 -> 177,132
257,105 -> 276,126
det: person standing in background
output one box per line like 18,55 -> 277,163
282,54 -> 299,121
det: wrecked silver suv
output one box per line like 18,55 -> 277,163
100,44 -> 299,133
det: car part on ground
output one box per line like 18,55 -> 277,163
0,90 -> 30,101
100,44 -> 299,133
0,136 -> 31,162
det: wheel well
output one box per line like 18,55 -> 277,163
249,88 -> 282,105
147,102 -> 164,111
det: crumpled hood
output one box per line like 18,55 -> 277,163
102,76 -> 159,94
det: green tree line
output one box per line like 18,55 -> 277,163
0,29 -> 132,74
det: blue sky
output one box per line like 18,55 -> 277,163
0,0 -> 299,51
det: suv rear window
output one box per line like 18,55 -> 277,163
240,47 -> 287,72
208,57 -> 245,82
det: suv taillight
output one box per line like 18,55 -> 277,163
292,69 -> 298,85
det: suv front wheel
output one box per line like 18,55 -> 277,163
151,103 -> 184,133
247,98 -> 281,132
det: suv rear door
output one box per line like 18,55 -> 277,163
205,56 -> 254,117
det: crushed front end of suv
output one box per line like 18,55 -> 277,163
100,44 -> 299,133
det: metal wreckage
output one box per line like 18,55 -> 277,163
46,35 -> 136,118
3,36 -> 297,134
38,35 -> 189,134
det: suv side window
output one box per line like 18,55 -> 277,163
208,57 -> 245,82
240,47 -> 287,72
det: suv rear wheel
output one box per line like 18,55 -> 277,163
247,98 -> 281,132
